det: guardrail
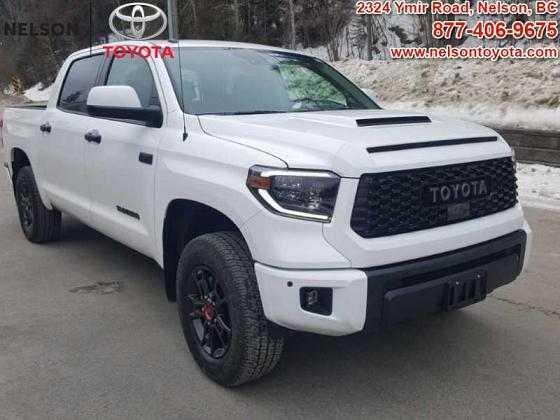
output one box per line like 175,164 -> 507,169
496,128 -> 560,167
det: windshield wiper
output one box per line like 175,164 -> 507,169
198,110 -> 288,116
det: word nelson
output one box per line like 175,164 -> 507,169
103,45 -> 174,59
3,22 -> 78,36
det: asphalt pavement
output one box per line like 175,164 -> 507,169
0,167 -> 559,420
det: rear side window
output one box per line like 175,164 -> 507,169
58,54 -> 104,114
106,56 -> 160,108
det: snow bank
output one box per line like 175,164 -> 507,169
2,85 -> 17,96
332,59 -> 560,131
517,163 -> 560,203
24,83 -> 53,102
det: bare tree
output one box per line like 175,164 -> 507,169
366,14 -> 373,60
286,0 -> 297,49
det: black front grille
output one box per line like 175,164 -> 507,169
351,158 -> 518,239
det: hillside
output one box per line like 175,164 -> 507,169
333,58 -> 560,132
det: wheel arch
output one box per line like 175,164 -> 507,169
9,146 -> 54,209
10,147 -> 31,182
162,198 -> 245,302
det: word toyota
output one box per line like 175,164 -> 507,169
103,45 -> 174,59
426,179 -> 491,205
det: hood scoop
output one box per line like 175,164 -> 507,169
356,116 -> 431,127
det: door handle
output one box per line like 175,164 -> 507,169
138,152 -> 153,165
85,130 -> 102,144
40,122 -> 51,133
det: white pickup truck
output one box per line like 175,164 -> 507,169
2,40 -> 531,386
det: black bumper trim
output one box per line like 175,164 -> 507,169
362,230 -> 527,331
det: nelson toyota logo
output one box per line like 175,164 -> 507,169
109,3 -> 168,40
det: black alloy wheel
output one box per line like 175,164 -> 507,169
177,232 -> 284,387
17,175 -> 34,234
187,266 -> 232,359
14,166 -> 61,243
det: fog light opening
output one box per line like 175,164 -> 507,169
300,287 -> 333,316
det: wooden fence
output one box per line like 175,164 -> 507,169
496,129 -> 560,167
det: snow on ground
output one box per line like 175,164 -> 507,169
333,59 -> 560,131
23,83 -> 53,102
517,163 -> 560,204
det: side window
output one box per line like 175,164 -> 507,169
106,56 -> 160,108
58,54 -> 104,113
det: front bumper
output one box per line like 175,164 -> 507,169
256,229 -> 529,336
255,263 -> 368,336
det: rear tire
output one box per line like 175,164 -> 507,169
177,232 -> 284,387
14,166 -> 61,243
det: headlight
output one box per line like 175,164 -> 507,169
247,166 -> 340,222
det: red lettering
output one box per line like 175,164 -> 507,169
104,44 -> 175,60
535,1 -> 558,14
103,46 -> 113,58
138,46 -> 151,58
161,46 -> 174,59
114,46 -> 127,59
151,45 -> 161,58
124,46 -> 136,58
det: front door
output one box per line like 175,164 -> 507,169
84,55 -> 165,257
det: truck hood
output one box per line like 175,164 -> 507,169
198,109 -> 512,177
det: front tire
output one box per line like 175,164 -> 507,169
14,166 -> 61,243
177,232 -> 284,387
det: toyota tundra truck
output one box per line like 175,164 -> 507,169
1,40 -> 531,386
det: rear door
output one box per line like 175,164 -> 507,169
38,54 -> 104,222
84,55 -> 165,257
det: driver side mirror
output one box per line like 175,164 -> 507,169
87,86 -> 163,128
362,88 -> 378,103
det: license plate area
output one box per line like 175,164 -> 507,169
443,270 -> 487,311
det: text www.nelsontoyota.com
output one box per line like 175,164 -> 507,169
356,0 -> 559,60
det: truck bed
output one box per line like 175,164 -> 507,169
2,105 -> 47,166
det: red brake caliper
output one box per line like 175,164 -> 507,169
202,303 -> 213,321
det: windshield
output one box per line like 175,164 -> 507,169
164,47 -> 379,115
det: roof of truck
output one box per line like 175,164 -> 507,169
152,39 -> 304,54
72,39 -> 312,59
